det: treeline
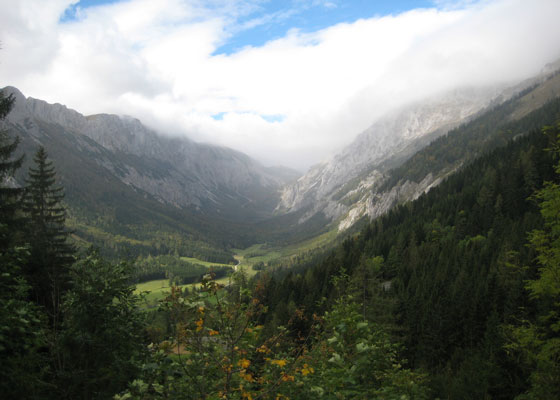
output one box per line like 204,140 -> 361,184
0,88 -> 430,399
69,210 -> 237,263
3,84 -> 560,399
257,119 -> 560,398
132,254 -> 232,284
0,89 -> 148,399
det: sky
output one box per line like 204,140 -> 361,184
1,0 -> 560,171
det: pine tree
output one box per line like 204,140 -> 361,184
0,89 -> 48,398
59,250 -> 146,399
507,125 -> 560,399
0,89 -> 24,249
23,146 -> 74,327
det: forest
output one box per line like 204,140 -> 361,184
1,85 -> 560,399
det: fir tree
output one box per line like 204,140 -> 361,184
507,124 -> 560,399
0,89 -> 24,248
23,146 -> 74,327
0,89 -> 47,398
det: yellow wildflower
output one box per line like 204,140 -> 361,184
280,373 -> 294,382
270,359 -> 287,367
257,345 -> 269,354
301,364 -> 314,376
241,372 -> 254,382
195,318 -> 204,332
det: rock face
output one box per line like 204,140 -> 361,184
278,86 -> 505,226
280,61 -> 560,233
3,87 -> 299,222
4,59 -> 560,236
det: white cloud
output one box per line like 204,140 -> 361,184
1,0 -> 560,171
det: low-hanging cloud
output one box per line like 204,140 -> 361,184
1,0 -> 559,171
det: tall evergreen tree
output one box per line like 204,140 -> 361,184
23,146 -> 74,327
58,250 -> 146,399
0,89 -> 24,248
0,88 -> 48,398
507,124 -> 560,399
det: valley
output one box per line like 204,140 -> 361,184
135,232 -> 340,307
3,62 -> 560,293
3,39 -> 560,400
6,60 -> 560,262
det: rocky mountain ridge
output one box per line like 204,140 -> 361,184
3,59 -> 560,246
4,87 -> 299,221
279,61 -> 560,232
278,86 -> 505,220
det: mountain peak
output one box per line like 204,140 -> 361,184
2,86 -> 25,100
2,86 -> 27,115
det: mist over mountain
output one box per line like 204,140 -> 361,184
3,86 -> 299,223
3,58 -> 560,245
278,85 -> 505,217
278,61 -> 560,232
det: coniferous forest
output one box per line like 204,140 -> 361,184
2,88 -> 560,400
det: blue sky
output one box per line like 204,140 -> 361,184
61,0 -> 117,21
62,0 -> 436,54
211,0 -> 436,54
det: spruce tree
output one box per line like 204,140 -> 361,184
23,146 -> 74,327
0,89 -> 24,248
0,89 -> 48,398
508,125 -> 560,399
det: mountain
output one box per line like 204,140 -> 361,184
261,123 -> 560,399
278,62 -> 560,232
0,87 -> 299,258
3,61 -> 560,258
4,87 -> 299,221
5,88 -> 297,219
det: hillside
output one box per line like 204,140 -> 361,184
1,87 -> 300,259
259,115 -> 560,399
278,65 -> 560,234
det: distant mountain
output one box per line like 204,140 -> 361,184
3,60 -> 560,258
0,87 -> 301,258
278,61 -> 560,232
3,87 -> 299,222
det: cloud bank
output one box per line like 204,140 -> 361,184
1,0 -> 560,170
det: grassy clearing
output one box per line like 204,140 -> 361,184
233,228 -> 338,268
232,244 -> 279,278
136,279 -> 175,306
136,275 -> 238,307
135,255 -> 238,307
279,228 -> 338,256
180,257 -> 233,268
135,255 -> 231,307
135,230 -> 339,307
